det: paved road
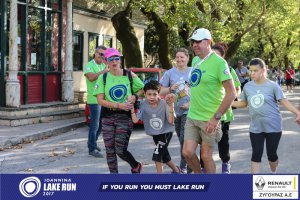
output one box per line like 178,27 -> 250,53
0,89 -> 299,174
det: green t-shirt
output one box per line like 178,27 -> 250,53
84,60 -> 106,104
222,67 -> 241,122
188,53 -> 232,121
93,72 -> 144,103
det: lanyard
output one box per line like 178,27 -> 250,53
189,51 -> 213,78
93,59 -> 103,71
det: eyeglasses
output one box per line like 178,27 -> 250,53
107,57 -> 120,62
96,52 -> 105,57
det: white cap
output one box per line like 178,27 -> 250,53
188,28 -> 212,41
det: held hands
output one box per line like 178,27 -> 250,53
118,101 -> 133,111
127,95 -> 137,104
165,94 -> 177,105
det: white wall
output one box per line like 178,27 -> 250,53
73,11 -> 145,92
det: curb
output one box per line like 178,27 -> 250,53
0,121 -> 86,150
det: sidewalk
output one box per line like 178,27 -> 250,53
0,117 -> 85,149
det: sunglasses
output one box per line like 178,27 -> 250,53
96,52 -> 105,57
107,57 -> 120,62
191,39 -> 207,44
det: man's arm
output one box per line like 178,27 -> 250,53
85,66 -> 109,82
206,79 -> 236,134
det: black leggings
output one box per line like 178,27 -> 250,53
250,132 -> 282,163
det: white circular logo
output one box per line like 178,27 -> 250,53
250,93 -> 264,109
150,118 -> 163,130
19,177 -> 41,198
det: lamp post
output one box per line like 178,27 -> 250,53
294,54 -> 296,66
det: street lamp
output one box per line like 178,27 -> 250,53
294,53 -> 296,66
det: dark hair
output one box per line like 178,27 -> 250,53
174,48 -> 189,58
95,45 -> 107,52
249,58 -> 266,69
144,80 -> 160,93
212,42 -> 227,57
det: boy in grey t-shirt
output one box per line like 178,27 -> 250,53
131,80 -> 181,173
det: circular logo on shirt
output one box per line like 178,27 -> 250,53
109,85 -> 127,102
189,69 -> 202,87
250,93 -> 264,109
150,118 -> 163,130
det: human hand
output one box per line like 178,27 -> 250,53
118,101 -> 133,111
295,112 -> 300,125
205,118 -> 220,134
180,102 -> 190,110
170,84 -> 178,92
127,95 -> 136,104
165,94 -> 177,105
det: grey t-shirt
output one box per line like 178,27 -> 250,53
160,67 -> 191,116
137,99 -> 175,136
241,80 -> 286,133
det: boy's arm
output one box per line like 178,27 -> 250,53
165,94 -> 176,124
167,103 -> 175,124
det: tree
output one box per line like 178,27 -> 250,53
111,0 -> 143,68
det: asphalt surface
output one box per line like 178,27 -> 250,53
0,87 -> 299,174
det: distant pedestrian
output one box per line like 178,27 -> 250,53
131,80 -> 181,173
84,45 -> 108,158
233,58 -> 300,173
159,48 -> 191,173
94,48 -> 144,173
182,28 -> 236,174
235,60 -> 249,91
285,65 -> 295,93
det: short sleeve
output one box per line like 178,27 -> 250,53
160,70 -> 171,87
132,77 -> 144,94
230,68 -> 241,87
218,60 -> 232,82
83,62 -> 94,75
273,83 -> 285,101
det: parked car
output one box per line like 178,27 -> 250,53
85,68 -> 162,125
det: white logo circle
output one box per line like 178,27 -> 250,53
250,93 -> 264,109
19,177 -> 41,198
150,118 -> 163,130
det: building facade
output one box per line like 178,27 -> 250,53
0,0 -> 145,107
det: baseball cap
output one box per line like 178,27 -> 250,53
104,48 -> 121,59
188,28 -> 212,41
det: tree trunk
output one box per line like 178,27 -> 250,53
111,2 -> 143,68
141,8 -> 172,70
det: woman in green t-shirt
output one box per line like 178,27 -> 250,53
93,48 -> 144,174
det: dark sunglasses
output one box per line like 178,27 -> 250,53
191,39 -> 207,44
107,57 -> 120,62
96,52 -> 105,56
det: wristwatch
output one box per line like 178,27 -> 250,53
214,112 -> 222,121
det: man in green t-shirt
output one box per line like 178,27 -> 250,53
84,45 -> 108,158
182,28 -> 237,174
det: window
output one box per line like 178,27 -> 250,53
88,33 -> 99,61
73,31 -> 83,71
103,35 -> 113,48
